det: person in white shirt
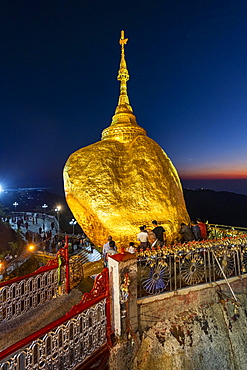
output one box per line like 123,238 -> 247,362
137,226 -> 149,250
127,242 -> 136,254
102,236 -> 115,264
105,241 -> 118,267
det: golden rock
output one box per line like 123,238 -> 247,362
63,31 -> 190,249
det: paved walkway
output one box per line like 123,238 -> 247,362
1,212 -> 102,279
10,212 -> 58,236
71,244 -> 102,263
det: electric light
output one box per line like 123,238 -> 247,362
13,203 -> 18,224
55,206 -> 61,233
42,204 -> 48,232
69,218 -> 77,234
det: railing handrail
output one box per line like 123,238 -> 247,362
209,223 -> 247,231
137,236 -> 247,298
0,268 -> 109,362
0,263 -> 58,288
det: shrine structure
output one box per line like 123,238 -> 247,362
63,31 -> 190,248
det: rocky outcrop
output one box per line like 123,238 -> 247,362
109,277 -> 247,370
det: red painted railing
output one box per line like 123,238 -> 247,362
0,263 -> 58,289
0,235 -> 80,326
0,263 -> 63,322
0,268 -> 111,368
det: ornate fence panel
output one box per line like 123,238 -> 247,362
69,255 -> 84,289
0,268 -> 111,370
0,265 -> 64,322
137,237 -> 247,298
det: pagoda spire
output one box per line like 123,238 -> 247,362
101,31 -> 147,143
115,30 -> 133,114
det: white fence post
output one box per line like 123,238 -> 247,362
108,253 -> 138,337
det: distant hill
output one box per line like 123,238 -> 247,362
1,188 -> 247,230
183,188 -> 247,228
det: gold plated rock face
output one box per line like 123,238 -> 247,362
63,31 -> 190,248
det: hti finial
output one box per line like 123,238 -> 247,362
119,30 -> 128,53
117,30 -> 129,83
115,30 -> 132,113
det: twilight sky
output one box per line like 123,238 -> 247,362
1,0 -> 247,195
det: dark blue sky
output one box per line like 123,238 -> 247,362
1,0 -> 247,195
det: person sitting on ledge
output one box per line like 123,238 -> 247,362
179,222 -> 195,242
126,242 -> 136,254
191,220 -> 201,241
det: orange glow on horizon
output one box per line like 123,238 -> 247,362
180,173 -> 247,180
179,165 -> 247,180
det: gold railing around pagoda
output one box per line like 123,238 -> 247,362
207,224 -> 247,239
137,235 -> 247,298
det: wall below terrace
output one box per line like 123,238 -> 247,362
130,276 -> 247,370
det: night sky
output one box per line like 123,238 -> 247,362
1,0 -> 247,195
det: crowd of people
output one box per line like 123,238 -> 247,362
102,219 -> 208,264
179,218 -> 207,242
2,211 -> 208,270
34,232 -> 94,255
102,220 -> 166,264
3,212 -> 94,258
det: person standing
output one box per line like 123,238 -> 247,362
102,236 -> 115,263
197,218 -> 207,240
137,226 -> 149,249
152,220 -> 166,244
105,241 -> 118,267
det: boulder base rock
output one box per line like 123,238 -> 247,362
63,135 -> 189,248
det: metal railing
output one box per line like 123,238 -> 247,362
208,224 -> 247,239
137,236 -> 247,298
0,268 -> 111,370
0,264 -> 64,322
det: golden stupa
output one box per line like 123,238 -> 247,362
63,31 -> 190,248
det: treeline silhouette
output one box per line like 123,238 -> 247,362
183,189 -> 247,228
